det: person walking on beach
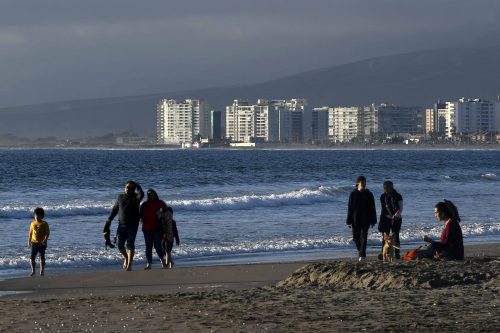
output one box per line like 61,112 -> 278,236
346,176 -> 377,261
104,180 -> 144,271
160,206 -> 180,269
140,189 -> 167,269
378,181 -> 403,259
422,200 -> 464,260
28,207 -> 50,276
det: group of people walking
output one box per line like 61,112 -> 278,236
27,177 -> 465,276
346,175 -> 464,262
102,180 -> 180,271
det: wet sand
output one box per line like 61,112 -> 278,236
0,243 -> 499,332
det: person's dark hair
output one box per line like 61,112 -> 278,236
166,207 -> 173,214
435,201 -> 453,220
146,189 -> 159,201
125,180 -> 136,189
356,176 -> 366,184
383,181 -> 394,190
443,199 -> 461,222
34,207 -> 45,218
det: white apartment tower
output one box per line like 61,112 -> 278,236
157,99 -> 209,144
330,106 -> 363,143
448,98 -> 496,136
225,99 -> 305,143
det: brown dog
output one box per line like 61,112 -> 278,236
383,233 -> 397,262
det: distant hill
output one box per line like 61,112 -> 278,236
1,46 -> 499,139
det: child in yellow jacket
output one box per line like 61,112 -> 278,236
28,207 -> 50,276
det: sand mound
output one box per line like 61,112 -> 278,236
278,257 -> 500,290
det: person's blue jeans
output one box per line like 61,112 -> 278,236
143,230 -> 164,264
117,223 -> 139,251
30,243 -> 46,266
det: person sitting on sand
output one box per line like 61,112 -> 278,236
160,206 -> 180,268
104,180 -> 144,271
28,207 -> 50,276
140,189 -> 168,270
422,200 -> 464,260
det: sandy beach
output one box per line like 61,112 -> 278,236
1,243 -> 499,332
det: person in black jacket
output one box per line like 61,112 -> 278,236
346,176 -> 377,261
103,180 -> 144,271
378,181 -> 403,259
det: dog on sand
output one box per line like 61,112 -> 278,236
382,233 -> 400,262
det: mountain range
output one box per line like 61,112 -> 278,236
1,46 -> 499,139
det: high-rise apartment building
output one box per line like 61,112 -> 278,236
156,99 -> 209,144
225,99 -> 306,143
448,98 -> 496,136
311,107 -> 329,143
496,97 -> 500,132
329,106 -> 363,143
210,110 -> 225,140
375,104 -> 424,137
327,103 -> 424,143
426,98 -> 498,139
425,102 -> 448,137
285,99 -> 310,143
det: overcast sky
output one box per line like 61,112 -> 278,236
0,0 -> 499,107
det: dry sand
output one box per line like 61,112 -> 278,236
0,244 -> 499,332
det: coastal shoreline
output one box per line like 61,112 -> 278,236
0,243 -> 499,332
0,242 -> 498,300
1,143 -> 500,150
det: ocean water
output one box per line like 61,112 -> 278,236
0,148 -> 499,277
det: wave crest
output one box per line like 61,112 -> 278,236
0,185 -> 351,219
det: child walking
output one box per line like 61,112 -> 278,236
28,207 -> 50,276
160,207 -> 180,269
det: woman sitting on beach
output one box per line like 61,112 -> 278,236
140,189 -> 167,269
422,200 -> 464,260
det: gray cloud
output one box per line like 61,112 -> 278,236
0,0 -> 499,107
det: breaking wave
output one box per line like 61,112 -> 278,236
0,185 -> 352,219
170,185 -> 351,211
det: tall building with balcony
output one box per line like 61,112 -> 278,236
449,98 -> 497,136
425,102 -> 448,138
329,106 -> 363,143
225,99 -> 305,143
156,99 -> 209,144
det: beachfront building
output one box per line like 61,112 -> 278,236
311,107 -> 329,143
156,99 -> 209,144
496,98 -> 500,132
327,103 -> 424,143
446,98 -> 497,137
210,110 -> 225,140
329,106 -> 363,143
375,104 -> 424,137
362,105 -> 378,142
425,102 -> 448,138
225,99 -> 307,143
285,99 -> 310,143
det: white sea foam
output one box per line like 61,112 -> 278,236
0,204 -> 110,219
170,185 -> 351,211
2,222 -> 499,273
0,236 -> 352,271
0,185 -> 351,218
482,173 -> 497,180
